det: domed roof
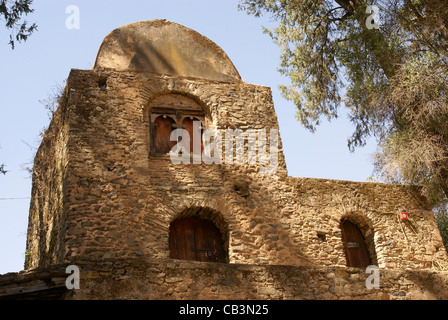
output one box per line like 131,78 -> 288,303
93,19 -> 241,82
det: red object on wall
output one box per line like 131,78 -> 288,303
399,210 -> 408,220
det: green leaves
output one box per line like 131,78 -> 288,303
240,0 -> 448,210
0,0 -> 37,49
373,52 -> 448,202
242,1 -> 345,131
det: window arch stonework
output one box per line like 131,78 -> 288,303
147,93 -> 209,156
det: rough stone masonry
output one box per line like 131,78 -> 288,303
1,19 -> 448,300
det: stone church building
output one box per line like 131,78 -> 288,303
1,20 -> 448,300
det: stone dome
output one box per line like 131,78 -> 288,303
93,19 -> 241,82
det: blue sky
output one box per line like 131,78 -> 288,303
0,0 -> 376,274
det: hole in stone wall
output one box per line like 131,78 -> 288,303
233,180 -> 250,198
98,77 -> 108,90
317,231 -> 326,242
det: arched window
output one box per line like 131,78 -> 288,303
169,216 -> 226,263
154,115 -> 176,154
148,94 -> 208,157
340,219 -> 372,268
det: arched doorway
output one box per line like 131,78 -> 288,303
340,219 -> 371,268
169,216 -> 226,263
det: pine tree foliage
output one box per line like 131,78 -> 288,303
239,0 -> 448,244
239,0 -> 448,205
0,0 -> 37,49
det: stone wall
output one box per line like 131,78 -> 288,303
17,20 -> 448,301
3,258 -> 448,300
25,92 -> 70,270
24,68 -> 448,273
281,177 -> 448,270
69,258 -> 448,300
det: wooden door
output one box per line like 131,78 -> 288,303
169,217 -> 226,263
181,117 -> 203,155
341,220 -> 371,268
154,115 -> 176,154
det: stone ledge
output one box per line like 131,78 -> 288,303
1,257 -> 447,300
